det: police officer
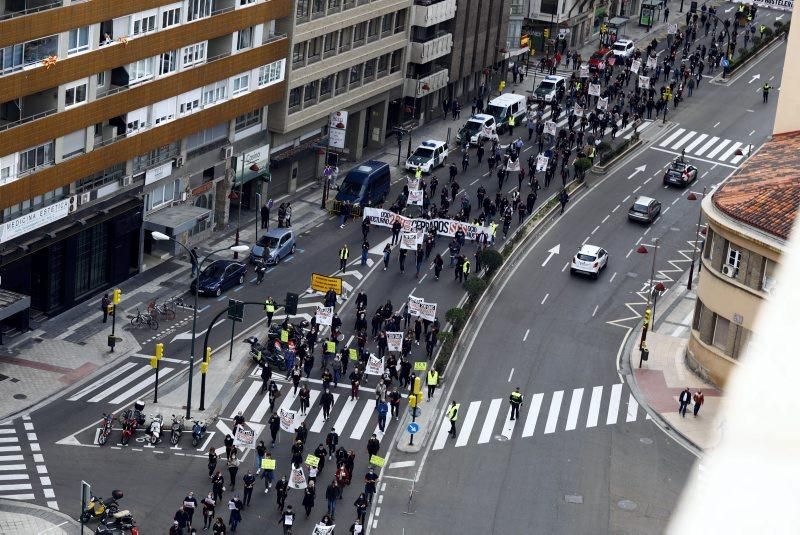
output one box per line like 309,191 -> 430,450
415,166 -> 422,180
462,258 -> 471,283
509,387 -> 524,420
264,296 -> 276,326
447,401 -> 460,438
338,244 -> 349,272
762,82 -> 772,103
508,114 -> 516,137
426,368 -> 439,400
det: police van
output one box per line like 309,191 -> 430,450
533,75 -> 566,103
486,93 -> 528,134
405,140 -> 449,174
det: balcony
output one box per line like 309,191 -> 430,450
404,66 -> 448,98
0,0 -> 63,21
409,32 -> 452,64
411,0 -> 456,28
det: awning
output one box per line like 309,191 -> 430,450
608,16 -> 630,27
143,204 -> 212,235
0,289 -> 30,322
504,47 -> 531,60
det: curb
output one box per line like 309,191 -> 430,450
0,498 -> 82,534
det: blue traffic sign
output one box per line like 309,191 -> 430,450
407,422 -> 420,434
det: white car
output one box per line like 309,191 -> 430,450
611,39 -> 635,59
405,140 -> 449,173
570,245 -> 609,279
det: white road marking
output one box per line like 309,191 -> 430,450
507,368 -> 514,382
622,195 -> 630,203
565,388 -> 584,431
684,133 -> 708,153
713,121 -> 720,128
586,386 -> 603,428
456,401 -> 482,447
592,305 -> 599,317
706,139 -> 731,158
541,293 -> 549,305
609,272 -> 617,283
478,399 -> 502,444
470,179 -> 480,185
523,329 -> 530,341
581,236 -> 590,245
607,384 -> 622,425
388,460 -> 416,469
562,262 -> 569,272
718,142 -> 742,162
626,393 -> 639,422
672,198 -> 680,205
349,402 -> 376,440
626,249 -> 633,258
432,416 -> 450,451
612,204 -> 620,213
231,382 -> 261,418
310,393 -> 340,433
591,225 -> 600,234
694,136 -> 719,156
749,130 -> 756,136
521,394 -> 544,438
659,128 -> 686,147
632,186 -> 642,193
643,177 -> 652,185
544,391 -> 564,434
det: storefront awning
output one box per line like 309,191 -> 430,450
504,47 -> 531,60
143,204 -> 212,235
0,289 -> 30,322
608,16 -> 630,27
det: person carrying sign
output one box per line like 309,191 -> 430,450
277,504 -> 295,534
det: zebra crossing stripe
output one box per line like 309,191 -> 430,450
231,382 -> 262,418
0,474 -> 29,481
108,367 -> 173,405
671,131 -> 697,150
432,416 -> 450,451
251,384 -> 282,423
68,362 -> 137,401
607,384 -> 622,425
4,494 -> 35,500
718,141 -> 741,162
455,401 -> 482,447
349,402 -> 374,440
310,393 -> 339,433
0,465 -> 26,471
521,393 -> 543,438
277,389 -> 299,415
0,438 -> 18,444
626,394 -> 639,422
477,399 -> 502,444
0,430 -> 15,435
86,365 -> 151,403
565,388 -> 584,431
0,456 -> 24,462
586,386 -> 603,428
332,398 -> 358,434
544,391 -> 564,434
694,136 -> 719,156
659,128 -> 686,147
705,139 -> 730,158
684,133 -> 708,153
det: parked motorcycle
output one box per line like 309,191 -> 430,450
80,490 -> 123,524
191,420 -> 207,447
120,416 -> 137,446
169,415 -> 184,445
97,413 -> 114,446
245,336 -> 287,371
119,401 -> 146,427
95,509 -> 135,534
147,414 -> 163,445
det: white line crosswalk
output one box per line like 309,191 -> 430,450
653,128 -> 750,166
432,383 -> 648,451
0,418 -> 56,507
66,361 -> 177,406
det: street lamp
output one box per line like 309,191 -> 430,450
636,237 -> 659,349
151,231 -> 249,418
686,187 -> 707,290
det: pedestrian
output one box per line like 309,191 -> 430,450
367,433 -> 381,458
693,391 -> 704,416
101,293 -> 111,323
224,434 -> 234,460
398,248 -> 406,273
361,239 -> 369,266
211,471 -> 224,504
678,387 -> 691,417
559,188 -> 569,214
277,504 -> 295,534
326,428 -> 339,459
174,506 -> 190,533
320,388 -> 334,421
183,491 -> 198,527
509,387 -> 523,420
382,243 -> 391,271
299,383 -> 311,415
462,257 -> 471,282
260,202 -> 270,229
364,467 -> 378,504
208,447 -> 218,478
170,521 -> 182,535
339,244 -> 349,272
202,492 -> 216,530
241,469 -> 255,507
303,481 -> 316,517
350,519 -> 364,534
212,517 -> 226,535
275,475 -> 289,511
426,368 -> 439,400
227,448 -> 240,490
391,219 -> 402,245
762,82 -> 771,103
447,400 -> 460,438
433,253 -> 443,280
415,245 -> 424,278
354,493 -> 368,524
227,495 -> 242,532
260,452 -> 274,491
268,411 -> 280,447
389,387 -> 401,420
377,399 -> 388,431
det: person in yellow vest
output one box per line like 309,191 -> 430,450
426,369 -> 439,400
447,400 -> 460,438
338,244 -> 349,272
509,387 -> 524,420
507,114 -> 516,137
415,166 -> 422,180
264,296 -> 276,326
462,258 -> 471,283
489,222 -> 499,245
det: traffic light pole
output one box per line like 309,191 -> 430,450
153,358 -> 160,404
640,238 -> 659,349
109,303 -> 117,353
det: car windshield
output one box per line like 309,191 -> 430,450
463,121 -> 482,135
536,81 -> 555,93
666,169 -> 683,177
591,52 -> 605,61
339,179 -> 364,196
632,203 -> 650,213
412,148 -> 435,159
203,264 -> 225,278
486,104 -> 505,121
613,43 -> 627,51
577,253 -> 596,262
258,236 -> 281,248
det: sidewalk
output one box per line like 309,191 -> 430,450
627,269 -> 724,453
0,499 -> 81,535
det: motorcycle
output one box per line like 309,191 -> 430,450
169,415 -> 184,445
147,414 -> 163,445
245,336 -> 287,371
120,416 -> 137,446
254,260 -> 267,285
97,413 -> 114,446
191,420 -> 207,447
95,510 -> 135,534
119,401 -> 146,427
80,490 -> 123,524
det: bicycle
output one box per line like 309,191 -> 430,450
165,295 -> 186,309
130,308 -> 159,330
148,300 -> 176,321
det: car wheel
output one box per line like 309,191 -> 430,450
592,271 -> 599,280
238,274 -> 244,285
569,268 -> 576,275
290,244 -> 296,255
215,287 -> 222,297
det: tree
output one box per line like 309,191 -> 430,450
480,249 -> 504,275
464,278 -> 487,301
573,157 -> 592,180
445,307 -> 467,334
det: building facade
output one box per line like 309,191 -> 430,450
0,0 -> 290,318
688,132 -> 800,387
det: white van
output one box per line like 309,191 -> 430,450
486,93 -> 528,135
457,114 -> 496,146
405,140 -> 449,173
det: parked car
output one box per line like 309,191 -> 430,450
663,159 -> 698,187
250,228 -> 296,265
570,245 -> 609,279
191,260 -> 247,296
612,39 -> 635,59
628,196 -> 662,224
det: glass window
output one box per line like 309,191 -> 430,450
312,0 -> 325,15
202,81 -> 227,105
353,22 -> 366,43
232,73 -> 250,95
395,9 -> 406,32
712,315 -> 730,350
296,0 -> 310,20
68,27 -> 90,54
349,64 -> 362,84
159,50 -> 177,75
240,0 -> 256,5
161,6 -> 181,28
96,71 -> 106,87
74,224 -> 108,297
186,0 -> 212,21
364,58 -> 375,79
132,13 -> 157,35
18,141 -> 55,174
258,59 -> 284,86
390,49 -> 402,73
288,87 -> 301,110
237,26 -> 254,51
378,54 -> 389,74
726,245 -> 741,270
368,17 -> 380,38
328,0 -> 341,8
307,38 -> 321,60
324,32 -> 337,54
382,14 -> 393,33
129,57 -> 155,83
65,80 -> 88,108
235,108 -> 262,131
292,43 -> 305,64
182,42 -> 207,68
303,80 -> 317,102
320,74 -> 333,97
0,44 -> 24,75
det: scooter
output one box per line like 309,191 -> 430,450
147,414 -> 163,445
245,336 -> 287,371
254,260 -> 267,284
169,415 -> 184,446
95,510 -> 135,534
191,420 -> 207,447
97,413 -> 114,446
80,490 -> 123,524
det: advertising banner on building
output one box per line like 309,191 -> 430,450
0,199 -> 70,244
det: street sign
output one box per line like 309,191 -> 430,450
407,422 -> 420,434
311,273 -> 343,295
227,299 -> 244,322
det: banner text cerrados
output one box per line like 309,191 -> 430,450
311,273 -> 344,295
363,207 -> 491,241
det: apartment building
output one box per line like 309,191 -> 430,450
0,0 -> 290,317
688,132 -> 799,387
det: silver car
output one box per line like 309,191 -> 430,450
249,228 -> 296,265
628,196 -> 661,224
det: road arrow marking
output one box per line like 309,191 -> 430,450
627,165 -> 647,180
541,244 -> 560,267
776,14 -> 784,20
725,6 -> 734,12
748,74 -> 760,84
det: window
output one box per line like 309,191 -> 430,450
288,87 -> 301,111
296,0 -> 310,21
161,6 -> 181,29
152,97 -> 177,125
312,0 -> 325,15
178,88 -> 201,115
382,13 -> 393,33
62,129 -> 86,159
324,32 -> 337,55
712,314 -> 730,350
240,0 -> 256,5
726,244 -> 741,275
390,49 -> 402,73
186,123 -> 227,151
126,107 -> 148,134
303,80 -> 317,102
335,69 -> 348,94
236,26 -> 255,51
378,54 -> 389,75
339,27 -> 352,51
1,44 -> 24,75
129,57 -> 155,83
149,179 -> 180,210
292,43 -> 305,65
18,141 -> 55,174
68,27 -> 90,54
202,81 -> 227,105
761,258 -> 777,294
186,0 -> 212,21
307,38 -> 321,61
232,73 -> 250,96
328,0 -> 341,8
349,64 -> 362,85
258,59 -> 284,86
65,80 -> 88,108
182,42 -> 207,68
353,22 -> 366,45
364,58 -> 376,79
132,12 -> 157,35
159,50 -> 177,75
235,108 -> 262,132
97,71 -> 106,87
368,17 -> 380,39
395,9 -> 407,32
320,74 -> 333,98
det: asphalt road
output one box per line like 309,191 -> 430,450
10,5 -> 786,531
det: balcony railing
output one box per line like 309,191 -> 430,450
412,0 -> 456,27
0,107 -> 58,132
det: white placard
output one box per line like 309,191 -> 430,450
588,83 -> 601,96
289,465 -> 307,489
754,0 -> 792,9
407,176 -> 420,189
0,199 -> 70,244
362,208 -> 491,241
646,56 -> 657,70
573,105 -> 584,117
313,525 -> 336,535
535,154 -> 549,172
329,111 -> 349,129
234,427 -> 254,448
329,128 -> 346,149
386,332 -> 404,352
365,354 -> 384,376
408,297 -> 437,321
597,97 -> 608,111
668,23 -> 678,35
544,120 -> 557,137
579,64 -> 589,78
315,306 -> 333,326
630,59 -> 641,74
279,408 -> 297,433
400,232 -> 421,250
408,188 -> 424,206
638,75 -> 651,89
506,158 -> 521,173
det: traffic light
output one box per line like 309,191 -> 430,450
155,343 -> 164,359
285,292 -> 299,315
543,28 -> 550,39
150,357 -> 158,369
643,308 -> 652,328
200,361 -> 209,374
112,288 -> 122,304
205,346 -> 212,362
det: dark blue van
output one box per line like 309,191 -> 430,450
335,160 -> 391,206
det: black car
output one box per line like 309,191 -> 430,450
663,160 -> 698,187
191,260 -> 247,296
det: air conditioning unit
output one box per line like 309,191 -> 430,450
721,264 -> 736,278
222,146 -> 233,160
120,176 -> 132,187
79,192 -> 91,205
175,156 -> 185,168
69,195 -> 79,213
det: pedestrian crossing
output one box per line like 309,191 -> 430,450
656,128 -> 748,165
66,360 -> 177,405
0,417 -> 57,508
531,107 -> 655,143
432,383 -> 651,451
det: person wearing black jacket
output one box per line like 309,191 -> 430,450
275,476 -> 289,511
326,429 -> 339,460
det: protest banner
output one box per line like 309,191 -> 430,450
597,97 -> 608,111
579,64 -> 589,78
630,59 -> 641,73
305,454 -> 320,468
349,348 -> 359,361
365,354 -> 384,376
400,232 -> 420,250
535,154 -> 549,172
407,176 -> 420,190
588,83 -> 601,96
646,55 -> 657,70
279,408 -> 297,433
573,105 -> 584,117
408,188 -> 424,206
315,306 -> 333,326
668,23 -> 678,34
310,273 -> 343,294
544,121 -> 557,137
289,465 -> 307,490
234,427 -> 254,448
362,207 -> 491,241
414,361 -> 427,371
313,524 -> 336,535
408,297 -> 437,321
370,455 -> 386,467
638,75 -> 651,89
386,332 -> 404,352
